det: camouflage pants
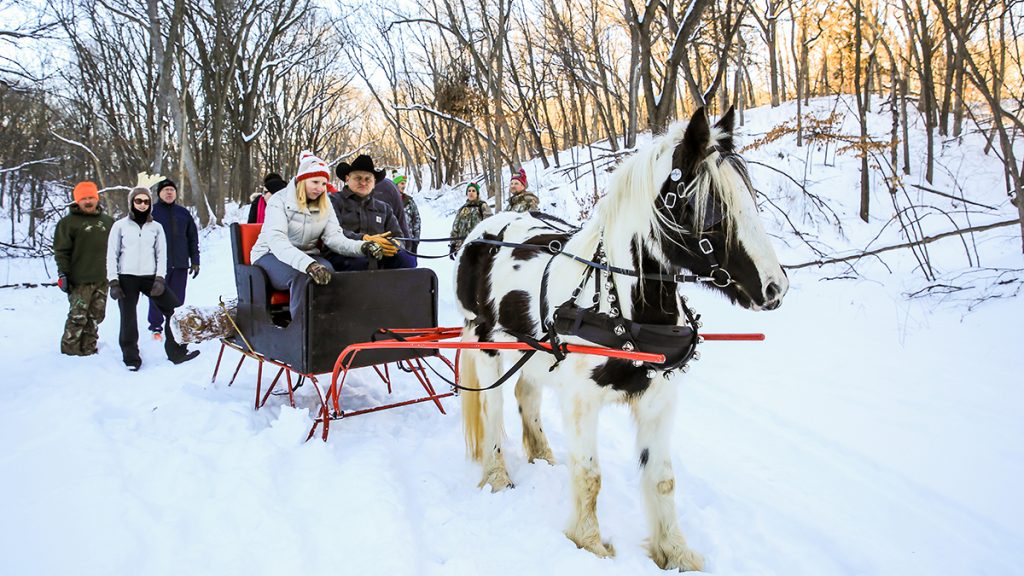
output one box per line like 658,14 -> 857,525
61,281 -> 108,356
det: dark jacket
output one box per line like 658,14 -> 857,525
53,204 -> 115,285
372,179 -> 410,237
330,187 -> 403,240
151,199 -> 200,271
246,195 -> 265,224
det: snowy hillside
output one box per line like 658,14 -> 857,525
1,100 -> 1021,576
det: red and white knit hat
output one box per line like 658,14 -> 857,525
295,150 -> 331,183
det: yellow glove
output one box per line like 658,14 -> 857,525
362,232 -> 399,257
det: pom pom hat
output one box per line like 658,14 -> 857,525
511,167 -> 527,188
295,151 -> 331,183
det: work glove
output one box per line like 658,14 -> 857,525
151,276 -> 166,297
363,232 -> 399,258
57,273 -> 70,293
306,262 -> 332,285
361,241 -> 384,260
190,263 -> 200,279
109,279 -> 124,301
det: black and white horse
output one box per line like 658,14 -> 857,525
454,107 -> 788,571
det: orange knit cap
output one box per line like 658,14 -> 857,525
73,181 -> 99,203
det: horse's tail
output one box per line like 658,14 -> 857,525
461,349 -> 485,462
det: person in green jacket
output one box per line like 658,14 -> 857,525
53,181 -> 115,356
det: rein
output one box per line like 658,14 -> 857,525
467,236 -> 733,289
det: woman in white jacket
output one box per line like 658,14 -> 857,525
250,151 -> 386,321
107,186 -> 199,370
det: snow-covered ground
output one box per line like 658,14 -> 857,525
1,99 -> 1022,575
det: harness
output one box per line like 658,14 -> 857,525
442,200 -> 735,389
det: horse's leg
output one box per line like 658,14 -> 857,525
561,380 -> 614,558
632,383 -> 704,571
466,350 -> 513,492
514,374 -> 555,464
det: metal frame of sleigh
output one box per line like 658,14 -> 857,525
212,223 -> 764,443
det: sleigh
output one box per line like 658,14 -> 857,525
211,223 -> 455,439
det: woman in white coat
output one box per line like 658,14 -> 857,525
107,185 -> 199,370
250,151 -> 387,321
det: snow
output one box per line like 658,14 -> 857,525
1,98 -> 1022,575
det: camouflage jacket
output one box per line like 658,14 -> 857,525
402,193 -> 421,240
507,191 -> 539,213
449,199 -> 493,250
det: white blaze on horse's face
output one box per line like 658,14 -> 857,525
726,167 -> 789,310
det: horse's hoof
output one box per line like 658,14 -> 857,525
566,531 -> 616,558
527,449 -> 556,465
478,469 -> 514,492
649,541 -> 704,572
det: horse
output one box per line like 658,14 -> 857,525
453,106 -> 789,571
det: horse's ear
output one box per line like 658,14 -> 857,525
715,106 -> 736,134
683,107 -> 710,156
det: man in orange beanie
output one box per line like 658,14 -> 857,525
53,181 -> 115,355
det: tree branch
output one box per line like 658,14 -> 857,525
787,219 -> 1019,269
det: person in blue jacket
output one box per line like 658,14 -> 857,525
147,178 -> 200,339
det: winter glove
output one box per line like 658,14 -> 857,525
306,262 -> 332,285
361,241 -> 384,260
190,264 -> 200,279
57,273 -> 70,293
109,280 -> 124,301
362,232 -> 399,258
151,276 -> 166,297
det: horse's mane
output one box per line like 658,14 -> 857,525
582,118 -> 754,300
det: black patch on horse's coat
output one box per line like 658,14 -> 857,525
592,241 -> 680,396
498,290 -> 537,337
457,231 -> 504,357
591,358 -> 651,395
513,264 -> 520,270
511,233 -> 571,260
640,448 -> 649,468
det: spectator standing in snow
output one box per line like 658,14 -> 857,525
53,181 -> 115,356
146,178 -> 200,340
107,178 -> 199,370
393,175 -> 421,253
328,154 -> 416,270
247,173 -> 288,224
250,151 -> 385,322
449,182 -> 492,256
506,167 -> 539,213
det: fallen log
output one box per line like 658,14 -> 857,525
171,299 -> 237,344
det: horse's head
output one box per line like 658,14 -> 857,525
655,107 -> 788,311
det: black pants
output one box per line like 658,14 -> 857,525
116,274 -> 187,365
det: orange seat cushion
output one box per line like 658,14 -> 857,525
237,223 -> 289,305
237,224 -> 262,266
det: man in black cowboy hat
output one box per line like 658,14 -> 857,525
328,154 -> 416,270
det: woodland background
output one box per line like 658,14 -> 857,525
0,0 -> 1022,255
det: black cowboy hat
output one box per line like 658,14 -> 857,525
335,154 -> 386,183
